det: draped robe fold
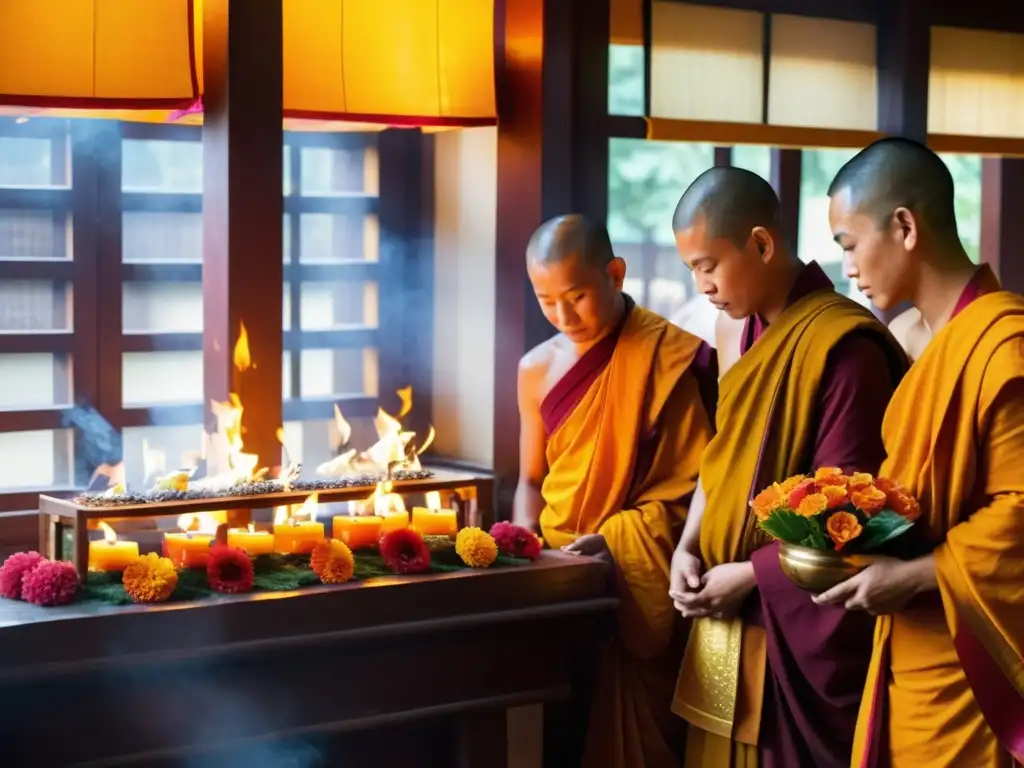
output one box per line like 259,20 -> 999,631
673,280 -> 907,768
852,271 -> 1024,768
539,303 -> 715,768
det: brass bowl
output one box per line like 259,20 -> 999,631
778,542 -> 873,594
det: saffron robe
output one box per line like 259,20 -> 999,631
852,267 -> 1024,768
539,301 -> 715,768
674,264 -> 907,768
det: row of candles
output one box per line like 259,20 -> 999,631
87,491 -> 459,571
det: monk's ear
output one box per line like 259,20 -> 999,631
749,226 -> 775,264
892,207 -> 918,251
607,256 -> 627,288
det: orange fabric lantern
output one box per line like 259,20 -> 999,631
0,0 -> 198,108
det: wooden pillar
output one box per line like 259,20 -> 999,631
874,0 -> 929,322
493,0 -> 608,515
713,147 -> 732,167
202,0 -> 284,471
981,158 -> 1024,294
770,149 -> 801,253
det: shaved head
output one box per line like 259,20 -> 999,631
828,137 -> 958,238
526,214 -> 615,269
672,166 -> 783,246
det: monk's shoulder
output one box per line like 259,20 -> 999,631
979,335 -> 1024,408
518,336 -> 571,403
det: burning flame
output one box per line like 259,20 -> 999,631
233,322 -> 251,372
98,521 -> 117,543
317,386 -> 435,478
425,491 -> 441,511
373,481 -> 407,516
274,493 -> 319,525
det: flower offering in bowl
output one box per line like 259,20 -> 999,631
751,467 -> 921,593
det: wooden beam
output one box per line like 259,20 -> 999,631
202,0 -> 284,471
981,158 -> 1024,294
769,149 -> 801,253
876,0 -> 929,143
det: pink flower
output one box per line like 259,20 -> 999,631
21,561 -> 78,607
0,551 -> 44,600
490,522 -> 542,561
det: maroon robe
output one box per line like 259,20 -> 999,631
741,262 -> 905,768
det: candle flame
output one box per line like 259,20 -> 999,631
233,322 -> 251,372
426,491 -> 442,511
248,522 -> 256,534
98,521 -> 117,543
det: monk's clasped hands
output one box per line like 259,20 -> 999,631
813,554 -> 934,614
671,560 -> 756,620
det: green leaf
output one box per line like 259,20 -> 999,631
800,522 -> 830,550
759,509 -> 814,543
857,510 -> 915,551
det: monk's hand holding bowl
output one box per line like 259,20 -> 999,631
673,561 -> 756,620
813,554 -> 936,615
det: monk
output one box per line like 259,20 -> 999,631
818,137 -> 1024,768
514,214 -> 717,768
667,167 -> 908,768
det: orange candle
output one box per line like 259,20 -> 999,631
273,521 -> 325,554
227,525 -> 275,555
411,506 -> 457,537
378,510 -> 409,534
163,532 -> 215,568
333,514 -> 384,549
88,529 -> 139,571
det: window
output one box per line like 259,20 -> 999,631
939,154 -> 983,263
608,138 -> 714,323
731,145 -> 773,181
0,117 -> 430,510
798,148 -> 861,301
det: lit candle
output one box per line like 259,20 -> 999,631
411,507 -> 457,537
163,513 -> 216,568
273,493 -> 326,554
373,483 -> 409,534
332,514 -> 384,549
88,522 -> 139,571
227,523 -> 275,555
273,520 -> 325,553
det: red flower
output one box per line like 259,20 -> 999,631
21,560 -> 78,606
379,529 -> 431,575
786,479 -> 819,509
206,545 -> 254,594
490,522 -> 542,560
0,551 -> 44,600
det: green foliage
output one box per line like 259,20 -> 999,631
758,510 -> 815,543
800,522 -> 830,550
857,510 -> 916,551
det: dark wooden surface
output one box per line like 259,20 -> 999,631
0,551 -> 613,766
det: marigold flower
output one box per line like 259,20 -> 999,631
122,553 -> 178,603
851,486 -> 888,516
787,479 -> 819,509
814,467 -> 849,487
888,491 -> 921,522
380,529 -> 431,575
796,493 -> 829,517
751,485 -> 784,521
490,522 -> 542,560
310,539 -> 355,584
456,527 -> 499,568
0,551 -> 44,600
206,545 -> 254,594
847,472 -> 875,491
777,475 -> 808,494
821,485 -> 850,509
826,511 -> 862,551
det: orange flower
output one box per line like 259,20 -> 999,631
826,511 -> 863,551
787,479 -> 819,509
821,485 -> 850,509
751,485 -> 784,521
814,467 -> 849,487
796,493 -> 829,517
851,486 -> 888,516
873,476 -> 897,494
888,491 -> 921,522
778,475 -> 808,494
847,472 -> 875,491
